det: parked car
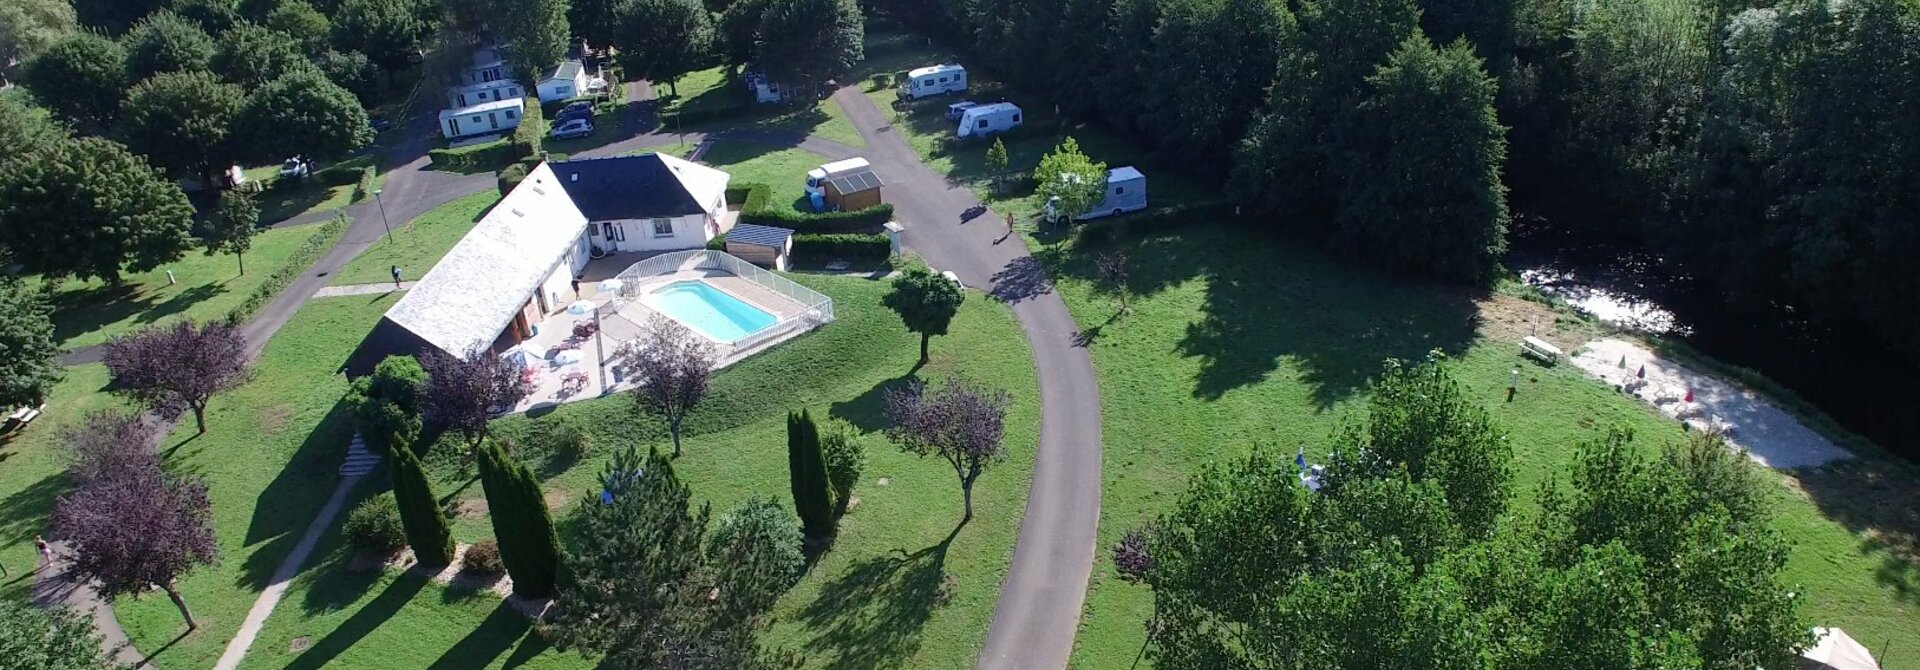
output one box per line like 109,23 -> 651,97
555,101 -> 594,123
550,118 -> 593,139
369,116 -> 394,132
946,101 -> 979,121
278,157 -> 310,179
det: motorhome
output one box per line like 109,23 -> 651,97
805,158 -> 872,197
955,102 -> 1022,139
1044,166 -> 1148,222
898,64 -> 968,100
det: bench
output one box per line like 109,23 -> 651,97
1520,336 -> 1563,364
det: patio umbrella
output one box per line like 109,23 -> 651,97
597,278 -> 624,294
1800,628 -> 1881,670
554,349 -> 585,365
567,300 -> 595,316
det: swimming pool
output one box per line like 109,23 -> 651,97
644,280 -> 778,343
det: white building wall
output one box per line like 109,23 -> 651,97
585,213 -> 716,253
537,71 -> 589,102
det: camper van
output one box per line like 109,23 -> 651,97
1044,166 -> 1148,223
805,157 -> 873,197
956,102 -> 1022,139
898,64 -> 968,100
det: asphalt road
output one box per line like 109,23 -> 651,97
834,87 -> 1104,670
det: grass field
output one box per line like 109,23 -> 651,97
0,364 -> 116,601
45,225 -> 333,350
664,66 -> 866,149
329,191 -> 498,286
1030,223 -> 1920,669
700,141 -> 822,214
244,155 -> 380,225
202,275 -> 1039,669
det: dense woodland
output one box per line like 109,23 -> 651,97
874,0 -> 1920,366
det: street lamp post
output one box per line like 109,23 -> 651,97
372,188 -> 394,244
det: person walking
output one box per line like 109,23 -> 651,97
34,535 -> 52,567
572,275 -> 582,298
390,265 -> 403,289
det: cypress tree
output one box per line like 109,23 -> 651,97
390,443 -> 454,565
477,440 -> 561,598
787,410 -> 834,539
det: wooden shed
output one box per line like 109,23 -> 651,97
725,223 -> 794,271
823,165 -> 884,211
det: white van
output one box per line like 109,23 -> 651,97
898,64 -> 968,100
1045,166 -> 1148,223
956,102 -> 1022,139
805,157 -> 872,197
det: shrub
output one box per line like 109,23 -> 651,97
498,163 -> 528,196
871,73 -> 892,88
527,416 -> 590,460
741,204 -> 896,233
733,182 -> 771,212
428,141 -> 518,172
315,163 -> 363,186
463,539 -> 505,575
343,494 -> 406,553
510,96 -> 543,160
352,167 -> 378,201
793,233 -> 890,263
706,234 -> 728,250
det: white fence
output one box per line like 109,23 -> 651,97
611,250 -> 835,351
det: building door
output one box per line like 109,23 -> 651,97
487,111 -> 498,129
600,221 -> 626,252
449,118 -> 461,136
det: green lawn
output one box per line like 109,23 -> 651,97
0,364 -> 116,601
662,66 -> 866,149
329,191 -> 498,286
1030,223 -> 1920,669
244,154 -> 380,225
701,140 -> 828,214
229,275 -> 1042,669
46,225 -> 332,350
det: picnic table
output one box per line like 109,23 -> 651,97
560,371 -> 590,394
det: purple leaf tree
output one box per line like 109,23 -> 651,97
1112,525 -> 1154,583
422,346 -> 529,449
101,320 -> 248,434
61,410 -> 160,487
617,317 -> 714,459
1095,251 -> 1131,313
50,466 -> 218,630
884,377 -> 1011,524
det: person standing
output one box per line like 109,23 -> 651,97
572,275 -> 582,298
34,535 -> 52,567
390,265 -> 403,288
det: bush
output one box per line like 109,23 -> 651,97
344,494 -> 406,553
498,163 -> 528,196
463,539 -> 505,575
793,233 -> 890,263
351,166 -> 377,202
741,204 -> 895,233
731,182 -> 772,212
872,73 -> 892,88
526,416 -> 590,460
510,96 -> 543,160
315,163 -> 363,186
706,234 -> 728,250
429,140 -> 518,172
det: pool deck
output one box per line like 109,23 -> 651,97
510,267 -> 827,414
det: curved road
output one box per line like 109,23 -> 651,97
833,89 -> 1102,670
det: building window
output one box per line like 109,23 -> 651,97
1115,186 -> 1125,194
557,85 -> 571,95
471,116 -> 483,123
1012,113 -> 1022,123
506,110 -> 517,119
977,120 -> 988,129
652,218 -> 673,237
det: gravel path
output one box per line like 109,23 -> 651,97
312,282 -> 414,298
1573,338 -> 1853,469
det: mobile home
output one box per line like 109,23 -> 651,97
744,66 -> 796,103
537,60 -> 590,102
446,80 -> 525,108
463,57 -> 510,86
955,102 -> 1021,139
1044,166 -> 1148,222
898,64 -> 967,100
439,98 -> 523,139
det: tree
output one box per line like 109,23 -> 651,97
391,441 -> 454,565
756,0 -> 863,96
881,268 -> 963,365
313,49 -> 379,105
202,190 -> 260,275
22,32 -> 127,132
618,317 -> 714,458
172,0 -> 243,33
706,496 -> 804,621
786,410 -> 834,539
73,0 -> 167,34
421,346 -> 528,449
348,355 -> 427,455
50,461 -> 218,630
117,71 -> 245,183
715,0 -> 766,66
1034,137 -> 1108,224
884,377 -> 1010,523
212,21 -> 313,89
0,96 -> 67,165
1094,250 -> 1130,313
0,136 -> 196,285
819,418 -> 865,516
123,11 -> 216,81
0,278 -> 65,410
331,0 -> 426,79
264,0 -> 331,55
1137,0 -> 1295,159
236,69 -> 373,161
60,410 -> 159,487
475,438 -> 561,598
0,600 -> 116,670
984,138 -> 1008,193
101,320 -> 250,434
496,0 -> 572,84
613,0 -> 713,97
0,0 -> 78,83
1335,35 -> 1508,282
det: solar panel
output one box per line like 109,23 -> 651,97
829,168 -> 883,194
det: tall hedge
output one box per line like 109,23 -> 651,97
729,182 -> 895,232
510,95 -> 544,160
787,410 -> 835,539
477,439 -> 560,598
390,443 -> 454,565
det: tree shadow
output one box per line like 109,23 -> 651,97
49,282 -> 225,346
828,373 -> 920,433
282,569 -> 429,670
424,600 -> 536,670
796,524 -> 960,670
238,399 -> 359,591
0,475 -> 66,561
1791,458 -> 1920,605
987,257 -> 1052,305
297,540 -> 387,615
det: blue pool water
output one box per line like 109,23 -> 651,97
647,281 -> 778,342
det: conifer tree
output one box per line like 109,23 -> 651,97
787,410 -> 834,539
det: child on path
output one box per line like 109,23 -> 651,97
391,265 -> 404,288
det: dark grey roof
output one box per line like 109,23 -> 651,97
726,223 -> 793,247
827,167 -> 882,194
550,154 -> 706,220
544,60 -> 583,82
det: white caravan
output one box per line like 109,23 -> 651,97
898,64 -> 968,100
805,157 -> 872,197
955,102 -> 1022,139
1044,166 -> 1148,223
